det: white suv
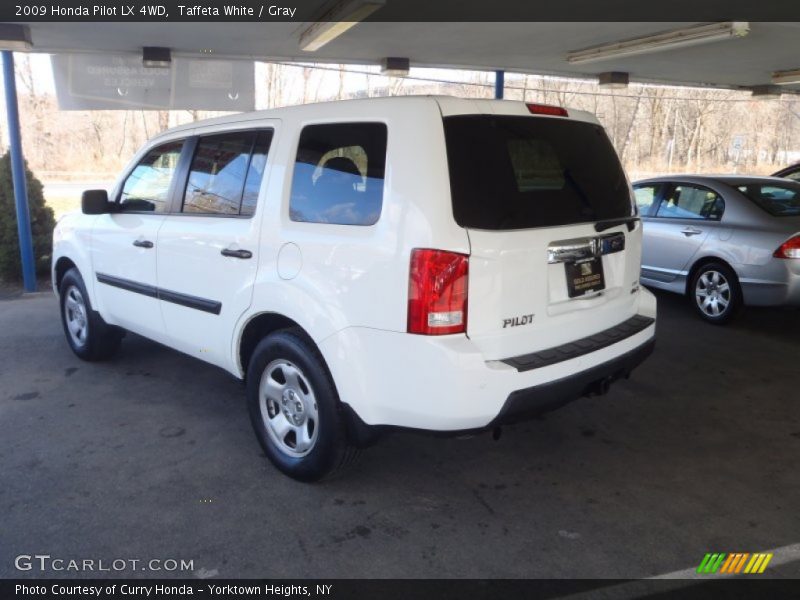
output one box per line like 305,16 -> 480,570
53,96 -> 656,481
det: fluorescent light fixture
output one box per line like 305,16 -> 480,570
142,47 -> 171,68
772,69 -> 800,86
300,0 -> 385,52
381,57 -> 410,76
750,85 -> 782,97
567,22 -> 750,65
0,24 -> 32,51
598,71 -> 629,89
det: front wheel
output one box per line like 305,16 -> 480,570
690,262 -> 742,324
246,329 -> 358,482
59,268 -> 123,360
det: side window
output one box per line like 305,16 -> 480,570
785,169 -> 800,183
633,184 -> 660,217
183,130 -> 272,216
289,122 -> 387,226
656,184 -> 724,220
119,140 -> 183,213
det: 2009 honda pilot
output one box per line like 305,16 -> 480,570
52,96 -> 657,481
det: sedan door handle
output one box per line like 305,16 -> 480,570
680,227 -> 703,237
221,248 -> 252,259
132,239 -> 154,248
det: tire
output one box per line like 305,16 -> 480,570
689,262 -> 743,325
59,268 -> 123,361
246,329 -> 359,482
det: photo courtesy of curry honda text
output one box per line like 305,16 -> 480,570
52,96 -> 657,481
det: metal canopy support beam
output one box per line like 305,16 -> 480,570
495,70 -> 504,99
2,50 -> 36,292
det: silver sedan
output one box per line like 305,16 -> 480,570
633,175 -> 800,323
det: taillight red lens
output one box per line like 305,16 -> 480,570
774,235 -> 800,259
526,103 -> 569,117
407,249 -> 469,335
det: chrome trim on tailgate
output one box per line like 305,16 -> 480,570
547,232 -> 626,264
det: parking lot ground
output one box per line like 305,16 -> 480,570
1,290 -> 799,579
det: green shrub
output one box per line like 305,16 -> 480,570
0,150 -> 55,282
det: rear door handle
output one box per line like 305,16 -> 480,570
680,227 -> 703,237
133,239 -> 154,248
221,248 -> 252,259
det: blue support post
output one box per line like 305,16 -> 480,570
2,50 -> 36,292
494,69 -> 505,99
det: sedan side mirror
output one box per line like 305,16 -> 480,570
81,189 -> 111,215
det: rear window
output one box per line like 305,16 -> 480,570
443,116 -> 632,230
735,182 -> 800,217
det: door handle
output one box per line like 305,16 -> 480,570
680,227 -> 702,237
133,239 -> 154,248
221,248 -> 252,259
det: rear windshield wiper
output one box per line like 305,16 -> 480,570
594,216 -> 640,232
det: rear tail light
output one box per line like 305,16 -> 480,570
526,103 -> 569,117
773,235 -> 800,259
407,249 -> 469,335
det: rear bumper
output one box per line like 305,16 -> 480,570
320,291 -> 657,433
490,338 -> 654,427
738,258 -> 800,307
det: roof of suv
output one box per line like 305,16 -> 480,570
152,95 -> 599,141
635,174 -> 798,187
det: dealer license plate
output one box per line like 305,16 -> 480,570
565,257 -> 605,297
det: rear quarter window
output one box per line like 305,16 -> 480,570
736,183 -> 800,217
289,123 -> 387,226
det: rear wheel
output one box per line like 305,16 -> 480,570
59,268 -> 123,360
690,262 -> 742,324
246,329 -> 358,482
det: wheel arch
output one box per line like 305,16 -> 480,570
684,256 -> 740,296
237,312 -> 317,380
238,312 -> 381,449
54,256 -> 78,292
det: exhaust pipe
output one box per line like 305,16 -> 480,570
587,376 -> 613,397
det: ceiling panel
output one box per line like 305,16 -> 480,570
15,21 -> 800,92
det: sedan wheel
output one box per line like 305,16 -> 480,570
690,262 -> 742,324
695,270 -> 731,318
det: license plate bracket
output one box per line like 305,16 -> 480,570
565,257 -> 605,297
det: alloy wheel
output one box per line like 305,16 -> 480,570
695,270 -> 731,318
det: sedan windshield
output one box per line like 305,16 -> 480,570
736,182 -> 800,217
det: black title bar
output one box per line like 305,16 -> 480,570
1,0 -> 799,22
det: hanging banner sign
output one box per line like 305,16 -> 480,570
52,53 -> 255,111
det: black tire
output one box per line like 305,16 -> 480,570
246,329 -> 359,482
689,262 -> 743,325
59,268 -> 123,361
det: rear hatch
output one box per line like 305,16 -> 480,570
442,107 -> 642,361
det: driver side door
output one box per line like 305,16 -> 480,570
90,138 -> 186,343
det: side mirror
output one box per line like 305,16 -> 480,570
81,189 -> 111,215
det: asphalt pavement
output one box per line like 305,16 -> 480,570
1,290 -> 798,579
